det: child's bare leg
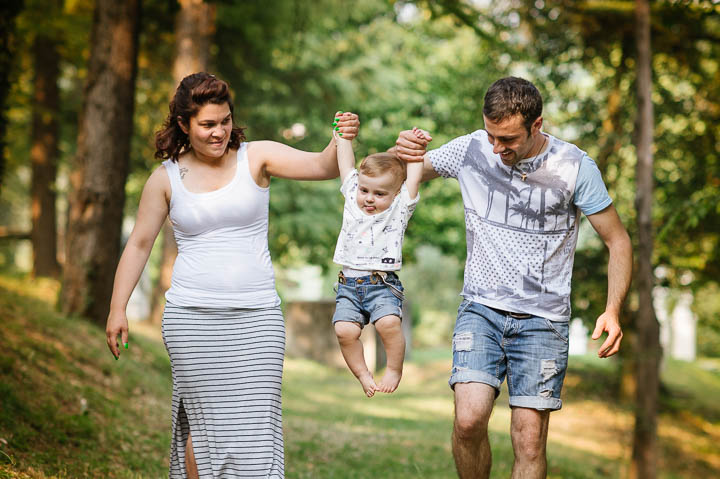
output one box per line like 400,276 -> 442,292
335,321 -> 378,397
375,315 -> 405,393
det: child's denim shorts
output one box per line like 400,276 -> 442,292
332,271 -> 404,328
450,299 -> 569,411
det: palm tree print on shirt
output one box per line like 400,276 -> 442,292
454,134 -> 584,320
462,138 -> 577,231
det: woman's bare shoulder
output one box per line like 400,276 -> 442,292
143,163 -> 172,201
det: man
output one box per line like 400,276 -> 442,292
394,77 -> 632,478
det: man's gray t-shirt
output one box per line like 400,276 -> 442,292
428,130 -> 612,321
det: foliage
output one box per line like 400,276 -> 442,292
0,0 -> 25,186
694,282 -> 720,357
126,0 -> 178,210
509,0 -> 720,329
1,0 -> 719,342
1,0 -> 92,268
214,0 -> 508,267
402,245 -> 464,347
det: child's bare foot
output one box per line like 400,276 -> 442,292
378,368 -> 402,393
358,372 -> 378,397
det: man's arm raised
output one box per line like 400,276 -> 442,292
391,129 -> 439,183
404,128 -> 430,199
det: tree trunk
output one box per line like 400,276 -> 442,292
172,0 -> 215,82
30,32 -> 61,278
149,0 -> 215,325
61,0 -> 141,324
0,0 -> 24,186
630,0 -> 661,477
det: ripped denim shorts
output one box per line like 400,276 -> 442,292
449,300 -> 569,411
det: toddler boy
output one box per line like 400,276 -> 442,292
332,118 -> 428,397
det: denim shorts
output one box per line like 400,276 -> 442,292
450,300 -> 569,411
332,272 -> 404,327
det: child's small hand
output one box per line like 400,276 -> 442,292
412,127 -> 433,143
333,111 -> 360,140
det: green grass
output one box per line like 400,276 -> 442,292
1,274 -> 719,478
0,275 -> 172,478
282,358 -> 623,479
661,357 -> 720,422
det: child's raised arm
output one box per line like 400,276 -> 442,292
406,127 -> 431,199
335,111 -> 356,183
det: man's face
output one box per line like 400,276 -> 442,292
483,113 -> 542,167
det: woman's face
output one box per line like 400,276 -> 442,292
181,102 -> 233,160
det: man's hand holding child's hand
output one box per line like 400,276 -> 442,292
395,127 -> 432,162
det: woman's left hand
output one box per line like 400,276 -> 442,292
334,111 -> 360,140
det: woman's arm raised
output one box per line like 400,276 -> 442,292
106,166 -> 170,359
248,112 -> 359,183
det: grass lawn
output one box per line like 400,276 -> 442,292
283,351 -> 624,479
1,274 -> 719,478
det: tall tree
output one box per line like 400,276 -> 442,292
0,0 -> 24,186
61,0 -> 141,324
172,0 -> 214,82
630,0 -> 660,476
30,28 -> 61,277
148,0 -> 215,325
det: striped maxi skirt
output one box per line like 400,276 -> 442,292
161,303 -> 285,478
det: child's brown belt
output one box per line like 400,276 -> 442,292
337,271 -> 404,300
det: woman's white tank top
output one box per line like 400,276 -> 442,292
162,143 -> 280,308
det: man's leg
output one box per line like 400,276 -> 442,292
509,407 -> 550,479
504,314 -> 567,478
452,382 -> 496,479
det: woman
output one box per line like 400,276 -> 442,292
105,72 -> 359,478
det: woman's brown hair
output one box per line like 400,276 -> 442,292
155,72 -> 246,162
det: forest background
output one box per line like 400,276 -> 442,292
0,0 -> 719,478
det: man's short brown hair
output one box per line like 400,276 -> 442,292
483,76 -> 543,134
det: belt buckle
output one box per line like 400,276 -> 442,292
509,311 -> 531,319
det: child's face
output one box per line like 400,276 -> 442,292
356,171 -> 400,215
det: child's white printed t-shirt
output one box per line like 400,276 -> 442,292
333,169 -> 419,271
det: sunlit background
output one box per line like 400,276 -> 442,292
1,1 -> 719,478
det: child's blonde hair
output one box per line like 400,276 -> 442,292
358,153 -> 407,188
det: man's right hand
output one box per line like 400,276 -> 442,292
395,129 -> 432,162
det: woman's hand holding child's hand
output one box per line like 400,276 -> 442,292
333,111 -> 360,140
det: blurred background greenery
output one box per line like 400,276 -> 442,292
1,0 -> 719,477
3,0 -> 719,350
